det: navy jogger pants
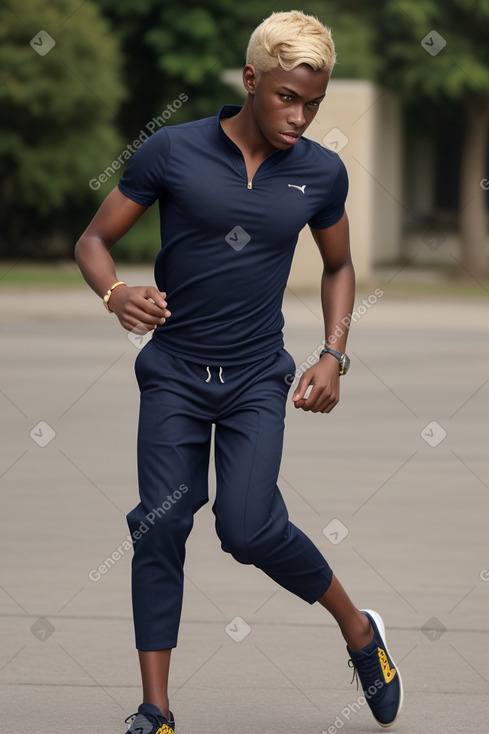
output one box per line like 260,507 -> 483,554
127,340 -> 333,650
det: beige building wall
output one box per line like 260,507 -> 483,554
290,79 -> 403,289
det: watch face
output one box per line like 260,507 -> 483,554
340,354 -> 351,375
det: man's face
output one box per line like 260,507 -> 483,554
249,63 -> 330,150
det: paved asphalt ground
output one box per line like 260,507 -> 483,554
1,269 -> 488,733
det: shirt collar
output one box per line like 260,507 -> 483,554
216,105 -> 243,153
218,104 -> 243,123
216,104 -> 295,163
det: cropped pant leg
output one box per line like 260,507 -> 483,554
127,342 -> 212,650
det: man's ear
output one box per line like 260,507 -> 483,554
242,64 -> 260,95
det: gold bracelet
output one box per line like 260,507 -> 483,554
103,281 -> 126,312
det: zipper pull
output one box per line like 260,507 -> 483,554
247,180 -> 253,190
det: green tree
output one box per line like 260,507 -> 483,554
0,0 -> 125,257
98,0 -> 248,136
373,0 -> 489,275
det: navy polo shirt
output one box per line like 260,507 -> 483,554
118,105 -> 348,365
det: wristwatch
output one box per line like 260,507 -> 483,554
320,347 -> 351,375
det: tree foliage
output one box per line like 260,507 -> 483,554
374,0 -> 489,102
0,0 -> 125,256
371,0 -> 489,272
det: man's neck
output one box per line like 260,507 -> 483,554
220,98 -> 276,160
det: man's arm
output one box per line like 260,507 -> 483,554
74,186 -> 171,331
292,211 -> 355,413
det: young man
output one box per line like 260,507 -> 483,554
75,10 -> 402,733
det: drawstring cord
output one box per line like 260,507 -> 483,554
205,366 -> 225,384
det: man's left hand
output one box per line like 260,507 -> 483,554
292,354 -> 340,413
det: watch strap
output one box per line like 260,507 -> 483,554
320,347 -> 350,375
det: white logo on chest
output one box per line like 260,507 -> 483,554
288,184 -> 307,194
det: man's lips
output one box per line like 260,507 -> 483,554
279,131 -> 301,144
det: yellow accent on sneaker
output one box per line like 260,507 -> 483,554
155,725 -> 174,734
378,648 -> 397,684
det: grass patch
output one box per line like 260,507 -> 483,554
378,278 -> 489,298
0,262 -> 85,287
2,260 -> 488,297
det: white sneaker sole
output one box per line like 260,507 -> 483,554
361,608 -> 404,728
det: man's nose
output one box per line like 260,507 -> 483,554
287,103 -> 306,128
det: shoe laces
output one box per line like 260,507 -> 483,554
124,711 -> 161,730
348,658 -> 360,690
348,648 -> 380,693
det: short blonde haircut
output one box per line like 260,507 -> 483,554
246,10 -> 336,76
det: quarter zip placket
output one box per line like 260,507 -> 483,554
218,105 -> 293,192
245,150 -> 281,190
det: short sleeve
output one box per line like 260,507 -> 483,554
118,128 -> 170,207
308,156 -> 349,230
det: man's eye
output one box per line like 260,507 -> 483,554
281,95 -> 293,101
307,101 -> 320,108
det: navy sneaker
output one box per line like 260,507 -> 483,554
347,609 -> 403,728
124,703 -> 175,734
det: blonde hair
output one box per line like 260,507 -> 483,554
246,10 -> 336,76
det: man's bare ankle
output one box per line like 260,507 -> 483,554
346,613 -> 374,653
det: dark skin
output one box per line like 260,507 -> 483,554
75,63 -> 366,721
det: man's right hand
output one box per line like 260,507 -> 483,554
75,189 -> 173,333
108,285 -> 171,332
